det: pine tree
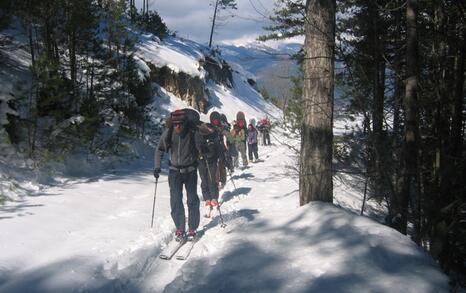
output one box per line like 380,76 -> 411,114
259,0 -> 305,41
208,0 -> 237,47
299,0 -> 336,205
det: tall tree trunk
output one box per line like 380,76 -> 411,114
299,0 -> 335,205
451,25 -> 465,159
69,29 -> 77,102
208,0 -> 220,48
394,0 -> 420,234
392,4 -> 403,138
28,23 -> 35,67
368,1 -> 386,200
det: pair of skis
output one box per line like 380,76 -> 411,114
159,206 -> 226,260
159,235 -> 199,260
160,196 -> 228,261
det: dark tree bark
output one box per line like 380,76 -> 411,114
451,26 -> 465,159
393,0 -> 420,234
299,0 -> 335,205
208,0 -> 220,48
367,1 -> 387,200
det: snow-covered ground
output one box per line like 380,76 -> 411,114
0,127 -> 448,292
0,79 -> 449,293
0,30 -> 449,292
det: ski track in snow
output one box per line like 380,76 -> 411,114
0,25 -> 449,292
0,140 -> 290,292
0,135 -> 448,293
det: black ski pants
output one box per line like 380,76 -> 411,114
168,169 -> 200,231
248,142 -> 259,161
263,130 -> 271,145
198,159 -> 219,201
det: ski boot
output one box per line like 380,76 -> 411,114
175,229 -> 185,242
187,229 -> 197,241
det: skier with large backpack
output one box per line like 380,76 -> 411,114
257,116 -> 272,145
209,111 -> 232,189
234,111 -> 248,168
153,108 -> 203,241
220,113 -> 234,173
197,120 -> 223,217
247,123 -> 259,162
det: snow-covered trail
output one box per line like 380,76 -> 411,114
0,139 -> 448,292
140,143 -> 289,292
0,162 -> 165,292
0,142 -> 288,292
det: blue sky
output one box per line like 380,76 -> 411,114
137,0 -> 276,45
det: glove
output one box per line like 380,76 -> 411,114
153,168 -> 161,179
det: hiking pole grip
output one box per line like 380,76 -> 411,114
150,177 -> 158,228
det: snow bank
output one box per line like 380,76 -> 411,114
136,35 -> 206,79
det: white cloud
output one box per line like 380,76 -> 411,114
137,0 -> 277,45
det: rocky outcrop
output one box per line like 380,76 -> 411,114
145,54 -> 234,114
148,64 -> 209,113
200,56 -> 233,88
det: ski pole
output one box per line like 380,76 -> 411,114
150,177 -> 158,228
205,158 -> 226,228
205,158 -> 214,183
216,205 -> 227,228
228,170 -> 237,190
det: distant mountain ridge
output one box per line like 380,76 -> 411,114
219,41 -> 301,100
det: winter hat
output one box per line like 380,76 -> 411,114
236,111 -> 245,121
210,111 -> 221,126
171,109 -> 186,125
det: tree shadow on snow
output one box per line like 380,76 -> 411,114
164,204 -> 447,293
163,241 -> 286,293
0,257 -> 147,293
221,187 -> 251,204
231,172 -> 254,180
202,208 -> 259,234
271,188 -> 298,199
0,201 -> 44,221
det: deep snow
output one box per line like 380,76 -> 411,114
0,29 -> 449,292
0,128 -> 449,292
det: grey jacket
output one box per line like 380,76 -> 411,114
154,126 -> 203,170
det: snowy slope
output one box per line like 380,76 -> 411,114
0,130 -> 448,293
0,34 -> 449,293
136,35 -> 207,79
219,41 -> 301,100
138,33 -> 282,124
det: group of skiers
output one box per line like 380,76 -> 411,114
153,108 -> 273,242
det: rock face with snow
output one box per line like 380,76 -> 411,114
201,56 -> 233,88
144,55 -> 234,114
148,64 -> 209,112
136,36 -> 240,114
